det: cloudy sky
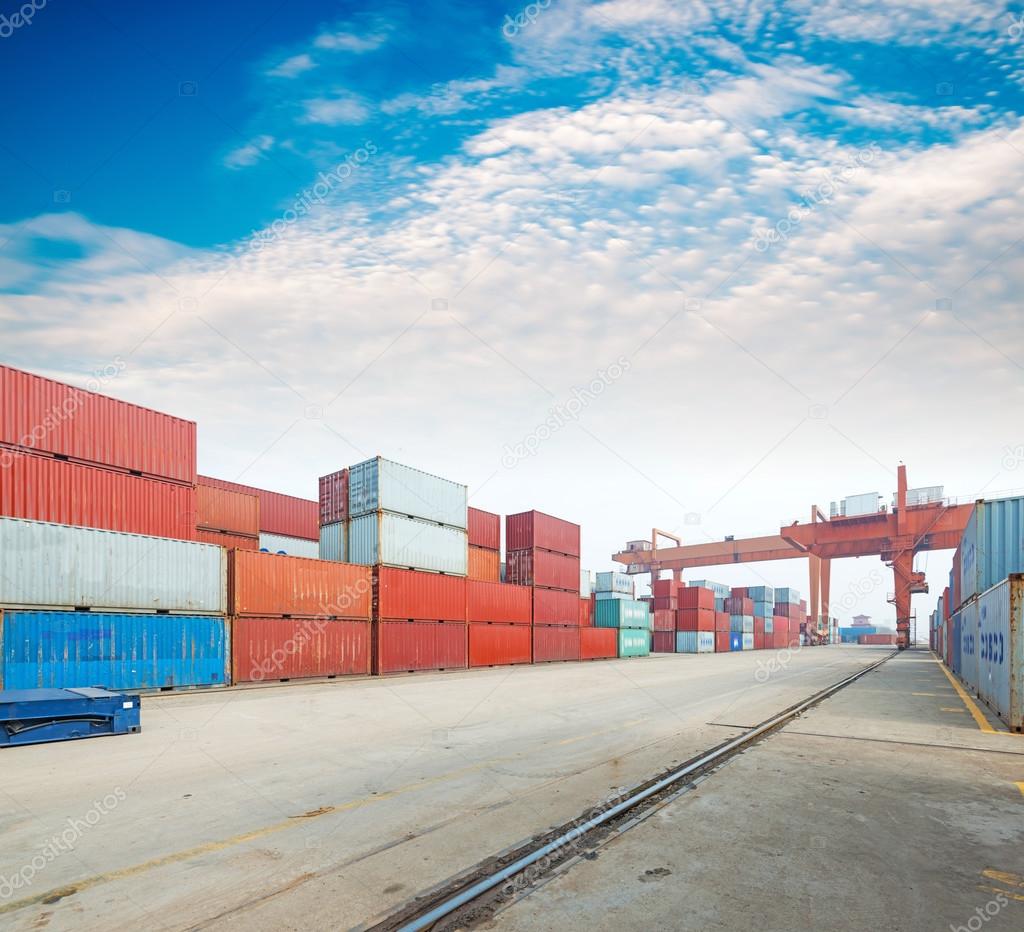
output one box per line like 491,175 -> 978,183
3,0 -> 1023,631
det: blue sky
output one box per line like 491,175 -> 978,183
3,0 -> 1024,626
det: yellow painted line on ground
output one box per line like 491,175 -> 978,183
1016,782 -> 1024,798
555,718 -> 646,747
935,661 -> 1001,734
979,867 -> 1024,902
978,885 -> 1024,903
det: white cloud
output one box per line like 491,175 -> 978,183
299,94 -> 370,126
223,134 -> 276,169
266,53 -> 316,79
314,29 -> 389,53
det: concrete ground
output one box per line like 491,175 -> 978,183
491,648 -> 1024,932
0,646 -> 881,931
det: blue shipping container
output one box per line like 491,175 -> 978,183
594,572 -> 633,595
594,591 -> 632,601
951,613 -> 962,675
775,587 -> 800,603
747,586 -> 774,602
1,612 -> 228,691
753,600 -> 772,617
960,497 -> 1024,605
729,632 -> 743,651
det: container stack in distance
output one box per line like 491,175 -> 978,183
195,480 -> 260,551
675,581 -> 720,654
593,572 -> 651,658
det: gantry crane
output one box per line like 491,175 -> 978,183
611,465 -> 974,649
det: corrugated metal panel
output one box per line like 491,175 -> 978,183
579,570 -> 592,599
319,523 -> 346,562
976,577 -> 1023,731
960,497 -> 1024,604
775,587 -> 799,603
259,532 -> 319,558
579,597 -> 593,626
533,625 -> 581,662
595,591 -> 631,601
676,631 -> 714,653
652,610 -> 675,631
506,511 -> 580,557
689,580 -> 731,599
467,507 -> 500,550
594,571 -> 633,595
0,518 -> 226,613
0,450 -> 196,540
318,469 -> 349,525
741,633 -> 754,650
468,545 -> 500,581
196,483 -> 259,537
506,549 -> 580,590
196,528 -> 258,550
0,611 -> 227,690
676,609 -> 715,632
729,632 -> 743,651
231,617 -> 370,682
467,580 -> 531,624
715,611 -> 730,631
0,364 -> 197,484
651,631 -> 676,652
348,513 -> 468,575
229,551 -> 372,619
533,588 -> 580,625
197,475 -> 318,540
580,627 -> 616,660
377,567 -> 466,621
715,631 -> 731,652
348,457 -> 467,528
375,621 -> 467,674
468,623 -> 531,667
678,587 -> 715,610
594,599 -> 651,630
617,628 -> 650,657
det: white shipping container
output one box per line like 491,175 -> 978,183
676,631 -> 714,653
347,512 -> 468,575
347,457 -> 467,528
259,532 -> 319,558
319,523 -> 346,562
903,485 -> 944,507
842,492 -> 881,517
742,633 -> 755,650
0,517 -> 226,614
579,569 -> 592,599
975,576 -> 1023,731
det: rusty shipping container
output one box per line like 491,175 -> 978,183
198,475 -> 318,540
579,597 -> 593,626
651,579 -> 678,598
196,528 -> 258,550
375,620 -> 467,674
715,611 -> 731,631
506,510 -> 580,557
506,548 -> 580,591
0,364 -> 197,485
231,617 -> 370,682
676,608 -> 716,631
318,469 -> 349,525
0,450 -> 196,540
376,567 -> 466,622
652,610 -> 675,631
468,622 -> 532,667
858,633 -> 897,645
533,588 -> 580,625
468,545 -> 501,582
652,631 -> 676,653
580,627 -> 617,660
467,580 -> 531,624
467,507 -> 500,551
532,625 -> 581,663
715,630 -> 731,652
196,481 -> 259,537
679,587 -> 715,610
229,550 -> 372,619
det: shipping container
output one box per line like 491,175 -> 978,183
231,617 -> 370,682
0,364 -> 197,484
319,522 -> 346,563
617,628 -> 650,658
676,631 -> 715,653
377,567 -> 466,622
742,633 -> 755,650
652,610 -> 675,631
259,532 -> 319,558
579,597 -> 593,626
594,571 -> 633,595
775,587 -> 800,603
676,608 -> 715,632
579,570 -> 592,599
960,497 -> 1024,605
595,591 -> 631,601
533,588 -> 580,625
754,631 -> 766,650
468,622 -> 532,667
595,599 -> 651,630
375,620 -> 467,674
753,600 -> 772,617
651,579 -> 678,598
974,576 -> 1023,731
198,475 -> 318,540
196,482 -> 259,537
858,633 -> 897,645
729,615 -> 754,634
729,632 -> 743,652
348,512 -> 468,575
467,580 -> 531,624
506,548 -> 580,591
678,587 -> 715,611
0,611 -> 226,690
506,511 -> 580,557
652,631 -> 676,653
724,596 -> 754,615
348,457 -> 467,529
715,630 -> 731,653
229,551 -> 372,619
715,611 -> 731,631
651,596 -> 677,611
0,517 -> 225,613
689,580 -> 731,599
468,545 -> 501,582
318,469 -> 349,526
764,618 -> 774,635
467,507 -> 500,551
580,626 -> 617,660
747,586 -> 774,602
1,451 -> 196,540
533,625 -> 581,662
196,528 -> 258,550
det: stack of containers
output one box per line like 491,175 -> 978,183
771,589 -> 802,649
200,475 -> 318,557
195,480 -> 259,550
676,584 -> 715,654
507,511 -> 583,662
749,585 -> 774,650
594,572 -> 651,658
689,579 -> 731,612
0,517 -> 228,691
467,578 -> 532,668
467,507 -> 501,581
0,364 -> 197,540
229,550 -> 372,682
578,570 -> 616,660
725,590 -> 754,650
318,467 -> 348,562
651,578 -> 679,652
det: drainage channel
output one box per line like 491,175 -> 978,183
365,650 -> 897,932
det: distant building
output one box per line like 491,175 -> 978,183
852,614 -> 872,627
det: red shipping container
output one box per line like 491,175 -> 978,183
467,580 -> 531,624
375,620 -> 467,674
232,617 -> 370,682
196,528 -> 258,550
859,633 -> 897,645
715,611 -> 731,632
468,623 -> 532,667
652,631 -> 676,653
754,631 -> 766,650
318,469 -> 348,525
506,510 -> 580,557
197,481 -> 259,537
731,587 -> 749,597
533,625 -> 581,662
651,596 -> 677,611
0,364 -> 197,485
533,588 -> 580,625
678,587 -> 715,610
652,610 -> 675,631
580,627 -> 617,660
377,567 -> 466,622
770,630 -> 789,650
506,548 -> 580,590
467,507 -> 500,551
198,475 -> 317,540
715,631 -> 731,653
468,545 -> 501,582
230,550 -> 372,619
724,596 -> 754,615
676,608 -> 715,632
754,618 -> 766,635
0,449 -> 196,539
651,579 -> 678,598
579,597 -> 593,626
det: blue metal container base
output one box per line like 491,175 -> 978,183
0,687 -> 141,747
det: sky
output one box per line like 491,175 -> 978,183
3,0 -> 1024,634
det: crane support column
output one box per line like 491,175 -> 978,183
891,550 -> 913,650
821,557 -> 832,635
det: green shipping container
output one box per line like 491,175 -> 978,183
595,598 -> 651,630
618,628 -> 650,657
